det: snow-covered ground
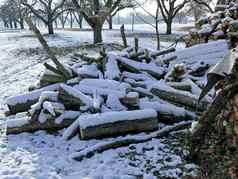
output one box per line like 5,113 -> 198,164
0,25 -> 229,179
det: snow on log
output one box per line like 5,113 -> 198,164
105,52 -> 121,80
106,94 -> 128,111
5,83 -> 61,115
75,79 -> 130,98
117,57 -> 165,79
78,109 -> 158,139
76,63 -> 100,78
71,121 -> 192,161
150,81 -> 209,111
139,101 -> 197,123
121,92 -> 139,106
122,71 -> 156,83
166,81 -> 192,92
7,111 -> 80,134
58,84 -> 93,108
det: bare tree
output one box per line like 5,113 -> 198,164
192,0 -> 215,13
106,0 -> 136,29
72,0 -> 122,43
0,0 -> 25,29
22,0 -> 68,34
157,0 -> 188,34
133,0 -> 161,49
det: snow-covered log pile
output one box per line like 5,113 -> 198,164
185,2 -> 238,48
4,36 -> 229,141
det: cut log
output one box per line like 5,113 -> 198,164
166,81 -> 192,92
43,63 -> 64,77
71,121 -> 192,161
58,84 -> 93,109
79,109 -> 158,140
150,82 -> 209,111
7,111 -> 80,134
117,57 -> 164,79
123,78 -> 147,88
5,83 -> 60,115
139,101 -> 197,124
40,73 -> 66,87
105,52 -> 121,80
131,87 -> 154,98
121,92 -> 139,106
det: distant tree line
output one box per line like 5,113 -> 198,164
0,0 -> 234,44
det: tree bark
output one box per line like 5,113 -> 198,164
93,25 -> 103,43
108,15 -> 113,29
48,21 -> 54,35
166,19 -> 172,35
20,18 -> 24,29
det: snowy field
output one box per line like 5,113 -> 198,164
0,24 -> 229,179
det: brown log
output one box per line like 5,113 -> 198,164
58,84 -> 93,109
79,109 -> 158,140
166,82 -> 192,92
150,86 -> 209,111
72,121 -> 192,161
43,63 -> 65,77
7,112 -> 80,135
5,83 -> 60,115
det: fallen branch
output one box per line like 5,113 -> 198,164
25,17 -> 72,79
71,121 -> 192,161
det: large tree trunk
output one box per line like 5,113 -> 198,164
108,15 -> 113,30
48,21 -> 54,35
166,19 -> 173,35
93,25 -> 103,43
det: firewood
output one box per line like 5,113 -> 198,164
71,121 -> 193,161
150,82 -> 209,111
58,84 -> 93,109
117,57 -> 164,79
166,82 -> 192,92
6,83 -> 60,115
7,111 -> 80,134
79,109 -> 158,140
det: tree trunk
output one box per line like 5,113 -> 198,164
166,19 -> 172,35
48,21 -> 54,35
93,25 -> 103,43
79,18 -> 82,29
20,18 -> 24,29
155,26 -> 160,50
3,20 -> 8,28
70,12 -> 73,28
14,21 -> 17,29
108,15 -> 113,30
9,20 -> 13,29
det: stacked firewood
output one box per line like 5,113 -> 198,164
185,2 -> 238,47
4,37 -> 213,141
